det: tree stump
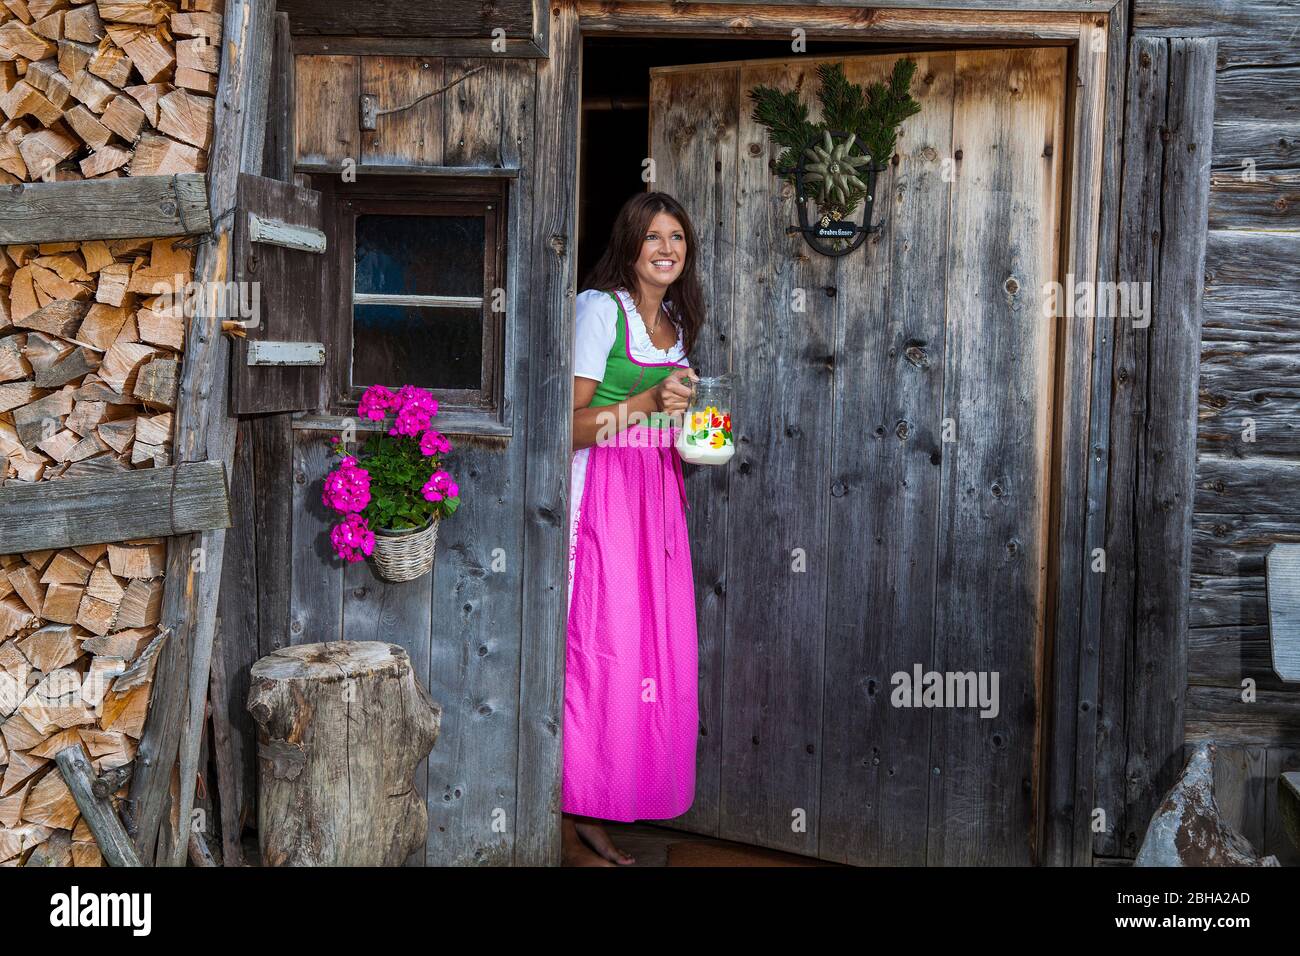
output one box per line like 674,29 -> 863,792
247,641 -> 440,866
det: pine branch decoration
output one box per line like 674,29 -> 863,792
747,58 -> 921,217
746,85 -> 820,177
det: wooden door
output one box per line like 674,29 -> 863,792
649,48 -> 1067,865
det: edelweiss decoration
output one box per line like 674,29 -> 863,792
802,129 -> 873,209
748,59 -> 921,255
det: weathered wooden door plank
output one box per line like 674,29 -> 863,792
820,51 -> 958,867
927,47 -> 1066,866
710,55 -> 835,857
647,61 -> 740,839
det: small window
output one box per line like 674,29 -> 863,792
323,177 -> 507,423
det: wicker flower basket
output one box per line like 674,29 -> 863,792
370,518 -> 439,583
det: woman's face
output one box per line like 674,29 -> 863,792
632,211 -> 687,295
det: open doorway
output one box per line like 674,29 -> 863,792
573,33 -> 1071,866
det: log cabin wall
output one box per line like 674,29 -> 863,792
0,0 -> 223,866
217,15 -> 557,865
1094,1 -> 1300,864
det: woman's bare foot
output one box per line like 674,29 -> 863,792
561,815 -> 614,866
573,817 -> 636,865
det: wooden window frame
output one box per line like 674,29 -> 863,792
314,174 -> 509,434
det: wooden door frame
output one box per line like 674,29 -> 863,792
527,0 -> 1129,866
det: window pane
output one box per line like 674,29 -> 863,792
353,305 -> 483,391
355,215 -> 485,297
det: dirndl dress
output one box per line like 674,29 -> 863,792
563,288 -> 698,822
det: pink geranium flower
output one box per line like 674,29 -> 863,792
419,429 -> 451,457
330,513 -> 375,562
389,386 -> 439,437
321,457 -> 371,513
358,384 -> 399,421
421,469 -> 459,503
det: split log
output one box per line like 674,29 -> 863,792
247,642 -> 441,866
54,746 -> 140,866
0,2 -> 216,186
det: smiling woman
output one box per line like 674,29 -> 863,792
562,191 -> 706,866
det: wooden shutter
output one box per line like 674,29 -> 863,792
230,173 -> 328,414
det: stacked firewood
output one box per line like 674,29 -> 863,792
0,540 -> 164,865
0,0 -> 220,183
1,237 -> 188,481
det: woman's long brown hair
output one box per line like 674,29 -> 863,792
581,191 -> 705,358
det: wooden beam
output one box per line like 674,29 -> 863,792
292,36 -> 548,57
277,0 -> 538,36
575,2 -> 1087,41
0,462 -> 230,554
127,0 -> 276,867
1093,35 -> 1219,862
0,175 -> 211,244
55,747 -> 143,867
515,0 -> 580,867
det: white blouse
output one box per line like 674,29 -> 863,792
573,287 -> 689,381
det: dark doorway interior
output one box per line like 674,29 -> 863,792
578,36 -> 933,281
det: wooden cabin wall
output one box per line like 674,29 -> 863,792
220,43 -> 547,866
1102,1 -> 1300,864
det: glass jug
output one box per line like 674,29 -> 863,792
676,374 -> 735,466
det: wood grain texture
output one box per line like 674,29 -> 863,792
1208,175 -> 1299,231
342,558 -> 432,867
819,51 -> 956,867
424,68 -> 534,867
252,414 -> 295,659
229,173 -> 327,414
248,641 -> 440,866
514,0 -> 579,867
711,54 -> 834,858
288,428 -> 344,646
927,47 -> 1064,866
1095,33 -> 1169,861
213,417 -> 259,861
443,58 -> 532,169
1197,454 -> 1300,514
261,13 -> 295,183
576,2 -> 1086,41
1186,685 -> 1300,746
649,43 -> 1072,866
647,61 -> 739,840
1054,6 -> 1130,868
0,175 -> 210,243
128,0 -> 276,866
1198,338 -> 1299,460
277,0 -> 537,37
1096,36 -> 1218,861
0,461 -> 230,554
293,55 -> 359,168
361,56 -> 446,167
